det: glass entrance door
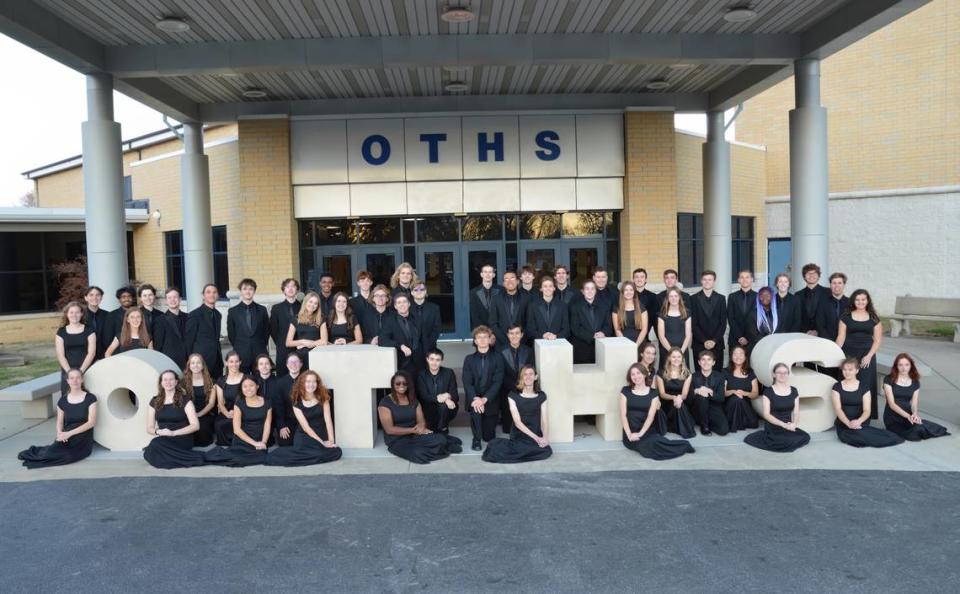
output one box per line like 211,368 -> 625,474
520,242 -> 560,278
418,246 -> 457,337
568,244 -> 602,289
355,247 -> 401,290
311,249 -> 353,295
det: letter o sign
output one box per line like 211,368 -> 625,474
361,134 -> 391,165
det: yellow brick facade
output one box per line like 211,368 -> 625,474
0,313 -> 61,345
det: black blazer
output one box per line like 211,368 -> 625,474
525,297 -> 570,340
595,284 -> 620,314
775,293 -> 802,333
816,295 -> 849,341
488,290 -> 530,346
83,306 -> 110,360
469,284 -> 501,330
139,306 -> 159,340
690,290 -> 728,348
555,285 -> 577,305
796,284 -> 830,333
462,350 -> 504,406
359,306 -> 395,345
726,289 -> 757,348
185,304 -> 223,378
226,301 -> 270,370
268,372 -> 296,432
380,313 -> 422,373
637,289 -> 659,328
415,367 -> 459,407
153,310 -> 189,369
499,344 -> 534,393
411,300 -> 442,353
105,307 -> 127,342
269,298 -> 301,366
569,298 -> 614,342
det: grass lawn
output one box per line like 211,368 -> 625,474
0,357 -> 61,390
880,317 -> 955,338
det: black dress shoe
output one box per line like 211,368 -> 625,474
471,439 -> 482,451
701,427 -> 712,436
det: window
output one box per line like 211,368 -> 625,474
212,226 -> 229,297
676,214 -> 756,287
0,231 -> 99,314
164,226 -> 229,299
732,216 -> 755,279
164,231 -> 184,293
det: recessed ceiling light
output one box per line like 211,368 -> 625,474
723,6 -> 757,23
669,63 -> 697,70
156,17 -> 190,33
440,4 -> 475,23
645,79 -> 670,90
442,65 -> 469,75
242,88 -> 267,99
444,81 -> 469,92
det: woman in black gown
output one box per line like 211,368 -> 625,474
657,287 -> 691,369
143,370 -> 206,468
656,347 -> 697,438
836,289 -> 882,419
55,301 -> 96,395
831,358 -> 903,448
378,371 -> 458,464
286,291 -> 326,366
105,308 -> 152,356
18,369 -> 97,468
204,375 -> 273,466
620,364 -> 694,460
639,341 -> 669,434
325,292 -> 362,345
612,281 -> 649,354
267,370 -> 342,466
882,353 -> 950,441
214,351 -> 244,445
483,365 -> 553,463
723,345 -> 760,432
744,363 -> 810,452
181,354 -> 217,447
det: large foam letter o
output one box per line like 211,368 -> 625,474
83,350 -> 181,451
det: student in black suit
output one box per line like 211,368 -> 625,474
269,278 -> 301,377
498,324 -> 533,433
489,270 -> 529,347
269,352 -> 303,446
137,284 -> 159,340
410,281 -> 441,354
526,275 -> 570,341
186,283 -> 224,379
519,265 -> 538,297
632,268 -> 660,334
83,285 -> 110,361
349,270 -> 373,316
656,269 -> 692,314
553,265 -> 576,305
463,325 -> 505,450
415,348 -> 459,434
690,269 -> 727,365
381,293 -> 422,375
592,266 -> 619,314
570,280 -> 613,364
727,270 -> 757,352
469,264 -> 500,330
774,273 -> 801,333
153,287 -> 189,370
817,272 -> 849,341
796,263 -> 831,335
317,272 -> 336,318
105,286 -> 137,346
390,262 -> 419,300
226,278 -> 270,373
359,284 -> 394,345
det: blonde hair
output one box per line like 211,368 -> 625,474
660,347 -> 691,380
389,262 -> 420,289
296,291 -> 324,326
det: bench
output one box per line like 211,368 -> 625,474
888,296 -> 960,343
0,372 -> 60,419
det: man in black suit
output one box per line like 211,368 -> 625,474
269,278 -> 301,376
226,278 -> 270,373
632,268 -> 659,333
656,269 -> 692,314
553,265 -> 576,305
469,263 -> 500,330
816,272 -> 849,341
359,284 -> 394,345
83,285 -> 110,361
153,287 -> 189,369
186,283 -> 224,379
569,280 -> 613,364
380,293 -> 422,375
690,269 -> 727,365
489,270 -> 529,347
463,325 -> 504,450
318,272 -> 336,318
105,286 -> 137,345
525,275 -> 570,340
415,348 -> 459,434
727,270 -> 757,352
592,266 -> 619,315
498,324 -> 533,433
137,284 -> 160,340
410,281 -> 441,354
796,263 -> 831,336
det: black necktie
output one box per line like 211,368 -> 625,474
89,310 -> 97,332
513,348 -> 519,370
835,299 -> 841,317
508,295 -> 516,320
245,306 -> 253,333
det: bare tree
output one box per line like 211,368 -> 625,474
17,189 -> 37,207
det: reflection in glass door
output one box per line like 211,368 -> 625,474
569,246 -> 600,289
420,249 -> 456,335
521,243 -> 558,278
356,248 -> 400,289
313,251 -> 352,295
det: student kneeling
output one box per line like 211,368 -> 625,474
143,370 -> 206,469
266,370 -> 342,466
204,375 -> 273,467
482,365 -> 552,464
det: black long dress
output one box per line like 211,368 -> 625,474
621,386 -> 695,460
881,376 -> 950,441
142,400 -> 207,468
56,325 -> 94,394
620,309 -> 642,343
266,400 -> 343,466
660,377 -> 697,438
723,369 -> 760,432
327,321 -> 353,343
291,321 -> 322,366
191,384 -> 215,447
659,314 -> 689,368
744,387 -> 810,452
833,381 -> 903,448
483,391 -> 553,463
214,376 -> 242,446
18,393 -> 97,468
840,313 -> 880,419
204,397 -> 270,466
378,395 -> 456,464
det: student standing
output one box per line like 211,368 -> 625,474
415,348 -> 460,435
744,363 -> 810,452
657,288 -> 692,369
105,308 -> 152,356
592,266 -> 619,314
138,284 -> 159,339
226,278 -> 270,373
832,358 -> 903,448
656,269 -> 691,313
186,283 -> 224,379
390,262 -> 419,300
489,270 -> 529,347
83,286 -> 110,360
269,278 -> 301,377
325,292 -> 362,345
54,302 -> 96,396
612,281 -> 649,354
620,364 -> 694,460
469,264 -> 500,329
18,369 -> 97,469
285,291 -> 325,366
816,272 -> 849,341
519,265 -> 538,297
142,370 -> 206,469
359,284 -> 395,345
525,275 -> 569,340
726,270 -> 756,353
744,287 -> 778,356
632,268 -> 660,334
266,371 -> 342,467
796,263 -> 830,335
553,265 -> 575,305
410,281 -> 441,354
498,324 -> 533,434
105,286 -> 136,346
153,287 -> 189,369
482,365 -> 552,464
836,289 -> 882,418
317,272 -> 337,318
381,293 -> 423,375
690,270 -> 727,365
350,270 -> 373,315
569,280 -> 613,364
773,273 -> 801,333
463,326 -> 505,450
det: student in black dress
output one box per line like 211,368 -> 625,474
55,301 -> 96,396
269,278 -> 302,377
519,265 -> 537,297
727,270 -> 756,353
489,270 -> 530,348
18,369 -> 97,468
744,363 -> 810,452
657,287 -> 692,369
390,262 -> 419,300
723,345 -> 760,432
214,351 -> 244,446
483,365 -> 552,463
499,324 -> 533,434
317,272 -> 337,318
204,375 -> 273,467
744,287 -> 778,356
153,287 -> 189,370
637,340 -> 670,434
612,281 -> 649,354
226,278 -> 270,373
469,264 -> 500,330
105,308 -> 153,356
832,358 -> 903,448
620,364 -> 695,460
592,266 -> 619,315
105,286 -> 136,348
656,269 -> 692,314
286,290 -> 325,366
796,263 -> 830,336
378,371 -> 459,464
360,284 -> 395,345
526,275 -> 569,341
690,350 -> 730,436
270,353 -> 303,447
553,265 -> 575,305
773,273 -> 801,333
415,348 -> 460,434
690,270 -> 727,365
325,292 -> 363,345
883,353 -> 950,441
185,283 -> 224,379
381,293 -> 423,375
350,270 -> 373,316
570,280 -> 613,364
836,289 -> 883,419
463,325 -> 505,450
266,371 -> 342,466
656,347 -> 696,438
181,354 -> 217,447
143,370 -> 206,469
632,268 -> 660,333
83,285 -> 110,360
138,284 -> 159,339
410,282 -> 441,354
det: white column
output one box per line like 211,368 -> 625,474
180,122 -> 214,309
702,110 -> 732,294
81,74 -> 129,310
789,58 -> 829,288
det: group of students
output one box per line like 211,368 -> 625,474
17,260 -> 950,469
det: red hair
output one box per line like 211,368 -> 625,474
891,353 -> 920,383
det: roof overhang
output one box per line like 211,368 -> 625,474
0,207 -> 150,225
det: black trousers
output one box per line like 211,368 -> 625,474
422,400 -> 459,433
689,397 -> 730,435
470,411 -> 498,442
499,391 -> 514,433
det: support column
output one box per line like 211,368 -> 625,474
180,122 -> 214,309
789,58 -> 829,288
81,74 -> 128,310
702,110 -> 732,294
